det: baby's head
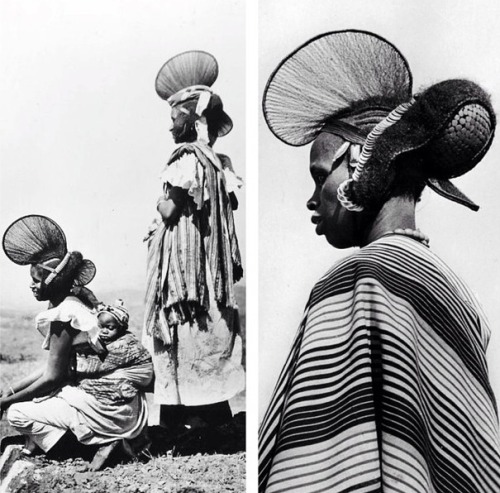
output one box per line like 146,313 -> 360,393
97,300 -> 129,343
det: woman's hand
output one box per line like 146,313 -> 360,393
157,187 -> 187,226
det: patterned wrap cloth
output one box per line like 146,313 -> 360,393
144,141 -> 243,343
76,332 -> 153,405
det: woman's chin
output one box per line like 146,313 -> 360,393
325,233 -> 353,249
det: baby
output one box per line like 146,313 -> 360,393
75,300 -> 153,405
5,300 -> 153,471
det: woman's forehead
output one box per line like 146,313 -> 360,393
30,264 -> 44,279
310,132 -> 346,165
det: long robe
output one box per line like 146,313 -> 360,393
259,235 -> 500,493
143,141 -> 245,405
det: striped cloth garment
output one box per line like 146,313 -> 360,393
143,142 -> 243,343
259,235 -> 500,493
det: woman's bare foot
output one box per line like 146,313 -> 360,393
21,437 -> 41,456
89,441 -> 120,471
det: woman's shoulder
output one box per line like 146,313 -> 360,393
310,238 -> 434,300
36,296 -> 94,319
36,296 -> 98,345
168,143 -> 198,165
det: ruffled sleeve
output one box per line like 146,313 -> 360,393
160,152 -> 208,209
35,296 -> 99,350
218,154 -> 243,194
223,168 -> 244,194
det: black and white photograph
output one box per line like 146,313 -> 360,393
0,1 -> 246,491
259,1 -> 500,492
3,0 -> 500,492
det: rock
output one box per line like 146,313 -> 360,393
0,460 -> 35,493
0,446 -> 23,483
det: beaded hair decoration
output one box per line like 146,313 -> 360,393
337,99 -> 416,211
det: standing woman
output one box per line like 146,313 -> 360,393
259,31 -> 500,492
143,51 -> 245,429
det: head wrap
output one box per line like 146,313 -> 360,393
155,50 -> 233,137
263,30 -> 496,212
97,299 -> 129,329
2,215 -> 96,287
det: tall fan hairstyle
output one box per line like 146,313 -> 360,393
155,50 -> 233,138
263,30 -> 496,212
3,215 -> 96,301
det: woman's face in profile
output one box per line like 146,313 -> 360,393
307,132 -> 361,248
170,105 -> 197,143
29,265 -> 47,301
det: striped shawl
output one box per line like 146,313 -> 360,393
259,235 -> 500,493
144,142 -> 242,342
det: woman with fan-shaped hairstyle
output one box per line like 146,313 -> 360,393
143,51 -> 244,429
0,216 -> 151,468
259,31 -> 500,492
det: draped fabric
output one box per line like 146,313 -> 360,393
76,332 -> 153,404
259,235 -> 500,493
143,141 -> 243,342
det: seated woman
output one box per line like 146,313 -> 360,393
0,215 -> 152,470
259,31 -> 500,492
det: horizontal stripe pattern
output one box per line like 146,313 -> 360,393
259,236 -> 500,492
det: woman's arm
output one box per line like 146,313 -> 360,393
157,186 -> 188,226
2,367 -> 45,396
0,321 -> 74,412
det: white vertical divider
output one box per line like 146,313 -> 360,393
246,0 -> 259,490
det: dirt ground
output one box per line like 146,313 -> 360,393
7,453 -> 245,493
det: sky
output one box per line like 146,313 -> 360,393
0,0 -> 246,311
259,0 -> 500,419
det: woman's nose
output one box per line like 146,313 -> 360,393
307,190 -> 319,211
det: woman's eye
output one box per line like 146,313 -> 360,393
314,174 -> 327,186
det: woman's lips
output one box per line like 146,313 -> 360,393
311,215 -> 323,234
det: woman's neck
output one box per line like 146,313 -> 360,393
362,196 -> 417,246
48,291 -> 70,308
